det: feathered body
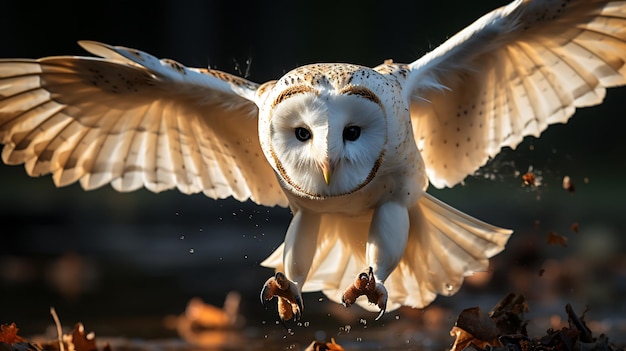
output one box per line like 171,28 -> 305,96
1,0 -> 625,317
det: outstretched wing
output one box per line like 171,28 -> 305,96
0,41 -> 288,207
404,0 -> 626,188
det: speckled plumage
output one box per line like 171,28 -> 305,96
1,0 -> 626,318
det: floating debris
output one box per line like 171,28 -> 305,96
562,175 -> 575,193
547,231 -> 568,247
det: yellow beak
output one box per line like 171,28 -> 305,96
322,159 -> 332,186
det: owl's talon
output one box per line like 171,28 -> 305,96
260,272 -> 303,321
341,267 -> 388,319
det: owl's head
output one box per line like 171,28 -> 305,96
261,64 -> 391,199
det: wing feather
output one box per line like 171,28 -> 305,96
0,42 -> 288,207
405,0 -> 626,188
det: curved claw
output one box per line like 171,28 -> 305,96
260,272 -> 303,321
260,274 -> 278,306
375,307 -> 386,321
342,267 -> 388,320
294,293 -> 303,318
368,282 -> 388,320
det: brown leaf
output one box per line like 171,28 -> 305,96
489,293 -> 529,335
67,323 -> 97,351
0,324 -> 24,344
304,338 -> 345,351
38,323 -> 108,351
547,231 -> 568,247
522,172 -> 536,186
450,307 -> 500,351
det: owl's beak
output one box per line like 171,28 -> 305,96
321,159 -> 333,185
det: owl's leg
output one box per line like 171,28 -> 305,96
260,211 -> 320,322
341,202 -> 409,320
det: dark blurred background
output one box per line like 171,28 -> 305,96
0,1 -> 625,349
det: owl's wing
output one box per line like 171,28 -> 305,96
404,0 -> 626,188
0,41 -> 288,207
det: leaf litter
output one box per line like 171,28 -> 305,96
450,293 -> 624,351
2,292 -> 624,351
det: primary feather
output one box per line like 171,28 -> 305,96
0,42 -> 287,207
406,0 -> 626,188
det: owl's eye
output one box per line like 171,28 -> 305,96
343,126 -> 361,142
295,127 -> 312,142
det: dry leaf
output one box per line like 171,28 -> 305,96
304,338 -> 345,351
0,324 -> 24,344
547,231 -> 568,247
65,323 -> 98,351
166,293 -> 243,348
522,172 -> 536,186
449,307 -> 500,351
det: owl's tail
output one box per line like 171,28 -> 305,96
260,193 -> 512,312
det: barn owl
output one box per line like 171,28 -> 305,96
1,0 -> 625,322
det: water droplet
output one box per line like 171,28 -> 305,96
395,315 -> 400,320
199,228 -> 203,232
189,248 -> 195,254
303,321 -> 309,327
244,255 -> 248,259
359,318 -> 367,325
175,212 -> 179,216
356,337 -> 362,342
179,235 -> 185,240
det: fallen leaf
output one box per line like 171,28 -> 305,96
304,338 -> 345,351
165,292 -> 244,348
65,323 -> 98,351
450,307 -> 500,351
547,231 -> 568,247
0,324 -> 24,344
522,172 -> 536,186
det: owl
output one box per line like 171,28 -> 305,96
1,0 -> 625,322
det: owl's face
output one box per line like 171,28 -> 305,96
266,82 -> 388,199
